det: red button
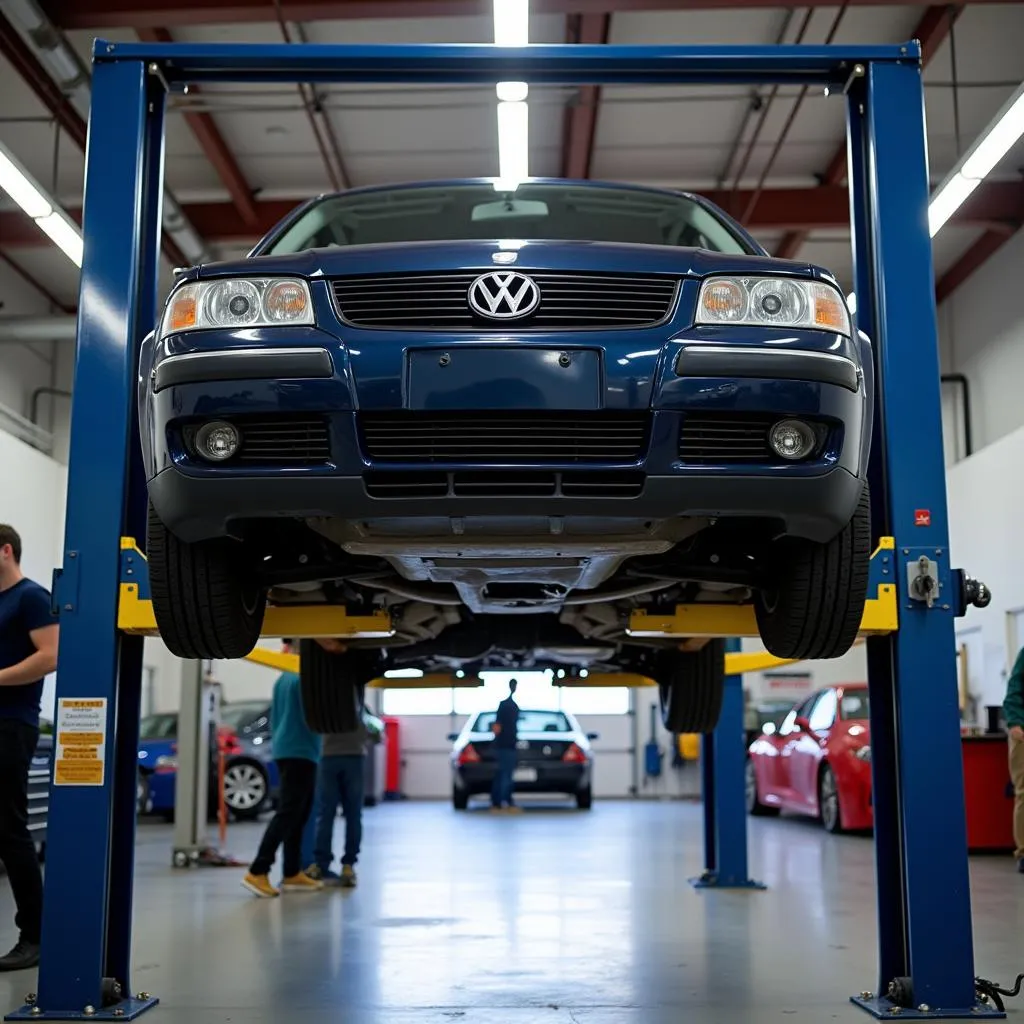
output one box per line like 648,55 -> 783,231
914,509 -> 931,527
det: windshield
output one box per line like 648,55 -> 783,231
221,703 -> 269,732
140,713 -> 177,740
472,709 -> 572,734
840,691 -> 870,721
264,183 -> 753,256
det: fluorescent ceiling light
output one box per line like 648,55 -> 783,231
496,81 -> 528,102
35,211 -> 83,267
0,148 -> 53,219
928,80 -> 1024,239
0,139 -> 83,267
929,172 -> 978,237
496,100 -> 529,191
384,669 -> 424,679
493,0 -> 529,46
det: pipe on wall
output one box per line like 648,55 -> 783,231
941,373 -> 973,458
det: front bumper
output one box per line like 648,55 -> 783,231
141,322 -> 869,545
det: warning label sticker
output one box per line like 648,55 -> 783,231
54,698 -> 107,786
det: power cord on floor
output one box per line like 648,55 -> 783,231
975,973 -> 1024,1012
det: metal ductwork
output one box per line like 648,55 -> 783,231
0,0 -> 211,266
0,316 -> 77,342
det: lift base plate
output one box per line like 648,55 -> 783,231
851,995 -> 1003,1020
7,996 -> 159,1021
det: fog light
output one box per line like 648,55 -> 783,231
768,419 -> 816,461
195,421 -> 240,462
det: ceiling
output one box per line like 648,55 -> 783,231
1,1 -> 1022,318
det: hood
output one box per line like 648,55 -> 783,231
195,238 -> 824,283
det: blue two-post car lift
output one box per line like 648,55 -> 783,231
13,37 -> 997,1023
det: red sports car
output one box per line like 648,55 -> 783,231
746,683 -> 872,833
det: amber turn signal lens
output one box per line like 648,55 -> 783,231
168,286 -> 198,332
812,284 -> 847,332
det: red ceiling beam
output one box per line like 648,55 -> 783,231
561,13 -> 610,179
0,10 -> 188,266
43,0 -> 1018,31
137,27 -> 258,227
5,182 -> 1023,248
774,4 -> 961,261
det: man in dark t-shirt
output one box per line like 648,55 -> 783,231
0,525 -> 58,970
490,679 -> 520,812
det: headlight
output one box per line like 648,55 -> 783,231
853,745 -> 871,762
159,277 -> 314,338
696,276 -> 851,336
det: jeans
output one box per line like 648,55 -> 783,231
491,747 -> 517,808
250,758 -> 317,878
1011,732 -> 1024,861
0,720 -> 42,943
314,755 -> 364,870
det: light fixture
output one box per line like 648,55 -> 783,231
493,0 -> 530,190
0,140 -> 83,267
929,80 -> 1024,238
496,81 -> 528,102
493,0 -> 528,45
496,100 -> 529,191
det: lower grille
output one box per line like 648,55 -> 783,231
364,470 -> 644,499
360,412 -> 649,463
679,413 -> 776,464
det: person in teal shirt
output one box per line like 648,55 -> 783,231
1004,648 -> 1024,874
243,641 -> 324,897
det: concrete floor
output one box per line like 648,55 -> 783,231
0,800 -> 1021,1023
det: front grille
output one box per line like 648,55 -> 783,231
235,415 -> 331,464
360,412 -> 649,463
364,470 -> 644,500
331,271 -> 678,330
679,413 -> 776,464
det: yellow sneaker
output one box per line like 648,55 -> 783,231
281,871 -> 325,892
241,873 -> 279,899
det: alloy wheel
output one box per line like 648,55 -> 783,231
223,763 -> 267,812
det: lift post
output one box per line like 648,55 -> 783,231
16,39 -> 995,1023
693,638 -> 764,891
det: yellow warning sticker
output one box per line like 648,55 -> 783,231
54,698 -> 107,787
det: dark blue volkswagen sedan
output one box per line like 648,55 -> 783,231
139,179 -> 871,735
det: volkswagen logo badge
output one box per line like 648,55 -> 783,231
467,271 -> 541,320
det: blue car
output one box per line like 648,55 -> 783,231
137,704 -> 279,820
139,179 -> 871,734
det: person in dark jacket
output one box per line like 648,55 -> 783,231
1004,648 -> 1024,873
491,679 -> 520,812
0,526 -> 58,971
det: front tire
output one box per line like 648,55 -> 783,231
658,639 -> 726,734
745,759 -> 779,817
819,764 -> 844,834
299,642 -> 376,733
754,485 -> 871,660
147,503 -> 266,659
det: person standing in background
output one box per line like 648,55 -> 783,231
1004,647 -> 1024,874
491,679 -> 520,813
307,718 -> 374,888
0,525 -> 59,970
242,640 -> 324,898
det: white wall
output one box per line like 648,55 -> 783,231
0,430 -> 67,719
938,229 -> 1024,461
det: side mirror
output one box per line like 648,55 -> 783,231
586,732 -> 600,741
446,733 -> 459,742
794,716 -> 812,733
